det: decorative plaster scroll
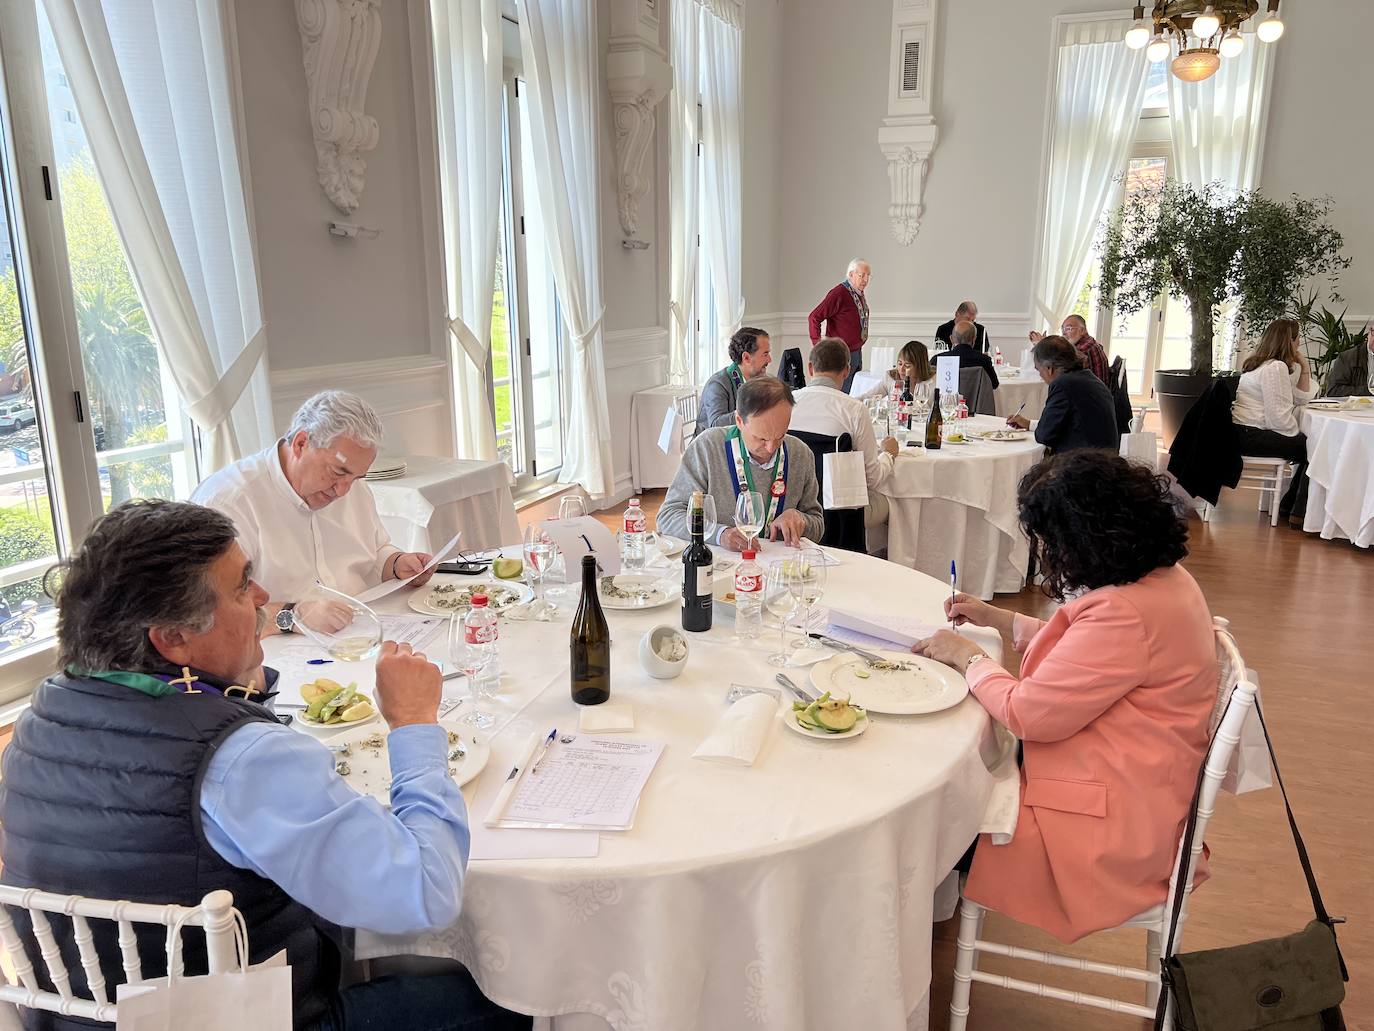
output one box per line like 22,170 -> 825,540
879,0 -> 939,245
878,130 -> 937,245
608,0 -> 670,240
611,89 -> 663,238
297,0 -> 382,214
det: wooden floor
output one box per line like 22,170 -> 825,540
526,485 -> 1373,1030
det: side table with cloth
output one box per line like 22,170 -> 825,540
883,415 -> 1045,599
629,385 -> 697,491
369,455 -> 520,553
992,373 -> 1049,421
1300,407 -> 1374,547
278,549 -> 1014,1030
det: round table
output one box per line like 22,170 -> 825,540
880,415 -> 1045,600
992,372 -> 1048,420
268,549 -> 1008,1030
1301,406 -> 1374,547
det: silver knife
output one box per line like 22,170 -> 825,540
775,673 -> 817,703
808,632 -> 885,664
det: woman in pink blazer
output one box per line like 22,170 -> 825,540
915,450 -> 1217,943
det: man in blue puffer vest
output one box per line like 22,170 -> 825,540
0,499 -> 529,1031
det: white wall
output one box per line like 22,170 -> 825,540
770,0 -> 1374,358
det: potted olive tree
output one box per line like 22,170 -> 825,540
1099,180 -> 1347,444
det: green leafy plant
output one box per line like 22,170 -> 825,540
1288,291 -> 1370,385
0,506 -> 56,611
1100,179 -> 1349,377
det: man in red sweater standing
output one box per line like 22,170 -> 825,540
808,258 -> 871,393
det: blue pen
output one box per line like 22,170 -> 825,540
530,727 -> 558,775
949,560 -> 957,632
306,659 -> 333,665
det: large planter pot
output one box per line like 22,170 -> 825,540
1153,370 -> 1216,450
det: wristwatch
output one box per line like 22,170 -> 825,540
275,603 -> 297,634
963,651 -> 990,673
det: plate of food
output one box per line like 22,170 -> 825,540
408,577 -> 533,616
975,429 -> 1029,442
808,650 -> 968,715
598,574 -> 679,609
783,691 -> 869,739
328,721 -> 490,802
296,678 -> 380,730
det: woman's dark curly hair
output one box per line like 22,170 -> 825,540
1017,450 -> 1188,602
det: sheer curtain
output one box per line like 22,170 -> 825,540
431,0 -> 501,460
1167,32 -> 1273,192
1031,21 -> 1149,330
516,0 -> 613,497
44,0 -> 272,472
698,2 -> 744,381
667,0 -> 702,387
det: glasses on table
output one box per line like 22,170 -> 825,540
734,490 -> 765,551
292,583 -> 382,662
558,495 -> 587,522
763,559 -> 800,667
522,524 -> 558,611
446,548 -> 502,574
447,611 -> 495,729
790,545 -> 827,652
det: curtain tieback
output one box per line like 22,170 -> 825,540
570,307 -> 606,353
185,326 -> 268,430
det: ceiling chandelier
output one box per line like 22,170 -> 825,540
1124,0 -> 1284,82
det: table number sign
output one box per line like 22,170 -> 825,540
937,355 -> 960,398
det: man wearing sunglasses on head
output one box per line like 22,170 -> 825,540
192,390 -> 434,638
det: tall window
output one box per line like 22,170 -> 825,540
0,3 -> 197,694
490,69 -> 565,491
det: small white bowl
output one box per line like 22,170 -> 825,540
639,625 -> 689,679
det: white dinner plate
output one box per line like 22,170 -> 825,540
656,536 -> 686,558
971,430 -> 1029,442
326,721 -> 491,802
781,703 -> 870,740
808,650 -> 968,715
598,574 -> 679,609
408,577 -> 533,616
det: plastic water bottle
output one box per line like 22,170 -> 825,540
461,594 -> 499,672
956,395 -> 970,420
994,346 -> 1004,366
622,498 -> 646,571
734,550 -> 763,641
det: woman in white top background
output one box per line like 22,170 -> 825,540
1231,318 -> 1315,525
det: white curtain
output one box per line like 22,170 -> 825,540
667,0 -> 702,387
44,0 -> 272,472
1167,32 -> 1273,192
1031,22 -> 1149,330
698,2 -> 744,381
516,0 -> 613,497
431,0 -> 502,460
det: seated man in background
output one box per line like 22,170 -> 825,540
659,376 -> 825,551
1031,314 -> 1109,384
193,390 -> 434,636
696,327 -> 772,436
948,319 -> 999,390
1009,335 -> 1120,454
1323,324 -> 1373,397
935,300 -> 991,354
0,500 -> 528,1031
791,337 -> 897,527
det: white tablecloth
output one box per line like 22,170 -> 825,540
630,386 -> 695,491
279,550 -> 1007,1030
992,373 -> 1048,420
368,455 -> 520,553
882,416 -> 1044,600
1301,408 -> 1374,548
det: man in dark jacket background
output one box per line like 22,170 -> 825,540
1009,335 -> 1119,454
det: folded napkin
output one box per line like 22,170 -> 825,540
579,702 -> 635,733
692,693 -> 776,766
979,722 -> 1021,846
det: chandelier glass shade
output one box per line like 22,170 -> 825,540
1132,0 -> 1281,82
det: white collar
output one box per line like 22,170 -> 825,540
268,441 -> 312,513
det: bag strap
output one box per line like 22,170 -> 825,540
1154,695 -> 1348,1028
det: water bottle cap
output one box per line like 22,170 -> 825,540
742,550 -> 757,560
470,593 -> 489,607
628,499 -> 640,507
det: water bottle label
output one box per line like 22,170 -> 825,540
465,622 -> 498,645
624,514 -> 645,533
735,571 -> 761,593
696,566 -> 713,595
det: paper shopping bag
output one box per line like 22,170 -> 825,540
116,951 -> 291,1031
822,449 -> 868,509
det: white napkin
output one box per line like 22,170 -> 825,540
979,722 -> 1021,846
579,702 -> 635,733
692,693 -> 776,766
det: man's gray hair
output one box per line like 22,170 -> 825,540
1032,335 -> 1085,374
846,257 -> 870,276
285,390 -> 384,449
953,321 -> 977,348
956,300 -> 977,318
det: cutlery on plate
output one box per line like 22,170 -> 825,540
775,673 -> 816,703
807,632 -> 884,664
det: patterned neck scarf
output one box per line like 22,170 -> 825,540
842,281 -> 869,343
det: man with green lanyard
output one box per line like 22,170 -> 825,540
694,326 -> 773,438
0,500 -> 529,1031
660,376 -> 825,551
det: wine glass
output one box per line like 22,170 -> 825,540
763,558 -> 799,667
523,523 -> 557,610
789,545 -> 828,651
293,583 -> 382,662
558,495 -> 587,523
698,494 -> 718,543
734,490 -> 765,551
448,612 -> 495,729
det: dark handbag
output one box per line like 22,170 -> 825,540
1155,700 -> 1349,1030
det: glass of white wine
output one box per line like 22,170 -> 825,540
733,490 -> 765,551
789,544 -> 828,651
763,558 -> 799,667
523,523 -> 558,611
292,583 -> 383,662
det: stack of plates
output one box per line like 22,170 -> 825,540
364,457 -> 407,482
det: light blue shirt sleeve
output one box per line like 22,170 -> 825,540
200,721 -> 470,936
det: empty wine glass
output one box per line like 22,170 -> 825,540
293,583 -> 382,662
789,545 -> 828,651
698,494 -> 718,543
763,558 -> 799,667
448,612 -> 495,729
523,523 -> 557,610
558,494 -> 587,523
734,490 -> 765,551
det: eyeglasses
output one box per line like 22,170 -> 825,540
446,548 -> 502,574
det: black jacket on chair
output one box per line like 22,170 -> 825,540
1034,369 -> 1119,454
786,429 -> 867,553
1167,377 -> 1243,505
778,348 -> 807,391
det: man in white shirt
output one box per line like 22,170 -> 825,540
791,337 -> 897,525
192,390 -> 434,634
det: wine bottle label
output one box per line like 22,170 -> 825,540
696,566 -> 713,595
735,570 -> 761,593
465,622 -> 498,645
